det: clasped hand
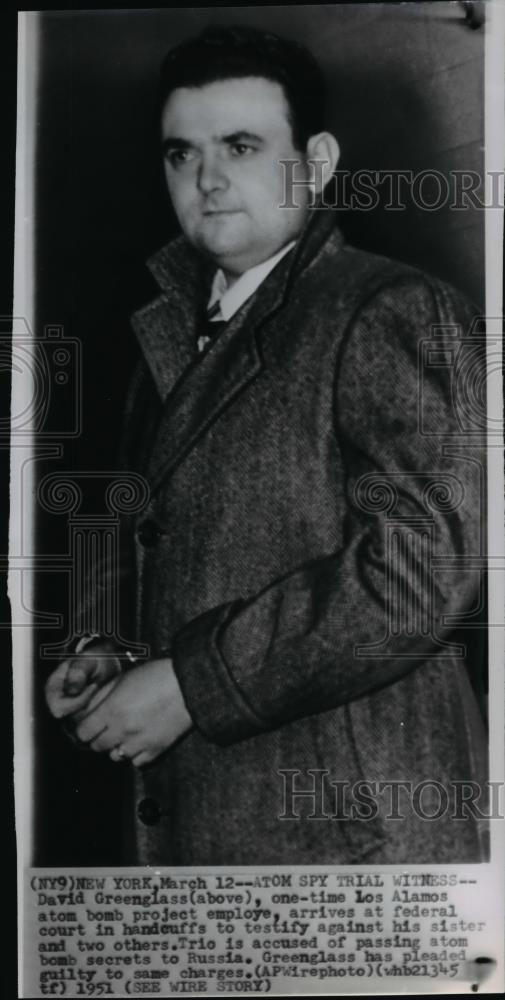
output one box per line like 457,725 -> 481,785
45,642 -> 192,767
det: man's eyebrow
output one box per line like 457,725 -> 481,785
220,130 -> 264,145
161,130 -> 264,155
162,136 -> 193,154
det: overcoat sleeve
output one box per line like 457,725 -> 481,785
172,275 -> 485,745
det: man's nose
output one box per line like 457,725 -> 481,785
197,153 -> 229,194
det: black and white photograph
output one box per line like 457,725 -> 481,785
10,2 -> 505,996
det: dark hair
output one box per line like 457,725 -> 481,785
158,24 -> 326,151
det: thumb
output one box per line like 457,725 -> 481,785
63,662 -> 91,696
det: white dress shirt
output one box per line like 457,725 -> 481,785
206,240 -> 296,322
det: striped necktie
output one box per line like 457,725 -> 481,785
197,300 -> 227,354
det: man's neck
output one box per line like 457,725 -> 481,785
219,238 -> 299,288
207,239 -> 297,324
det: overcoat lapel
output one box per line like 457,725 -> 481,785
130,210 -> 340,492
144,308 -> 264,492
130,238 -> 206,401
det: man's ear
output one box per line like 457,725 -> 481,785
306,132 -> 340,195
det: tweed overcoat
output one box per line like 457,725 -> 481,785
113,209 -> 488,865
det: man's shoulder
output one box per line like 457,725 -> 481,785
309,230 -> 479,324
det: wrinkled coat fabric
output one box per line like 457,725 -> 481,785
110,210 -> 488,864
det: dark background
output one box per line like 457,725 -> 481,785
32,2 -> 486,864
3,10 -> 17,998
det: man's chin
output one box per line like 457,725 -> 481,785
194,232 -> 249,265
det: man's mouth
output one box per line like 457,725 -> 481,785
203,208 -> 241,216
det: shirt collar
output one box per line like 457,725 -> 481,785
207,240 -> 296,322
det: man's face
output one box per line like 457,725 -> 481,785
160,77 -> 311,277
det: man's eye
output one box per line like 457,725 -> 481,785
230,143 -> 255,157
167,149 -> 195,167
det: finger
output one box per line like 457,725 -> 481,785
90,722 -> 144,755
75,705 -> 112,744
45,660 -> 73,711
88,655 -> 122,686
46,658 -> 100,715
76,678 -> 130,747
89,727 -> 126,753
63,661 -> 93,696
64,654 -> 121,695
104,734 -> 150,764
71,678 -> 122,730
77,723 -> 109,748
47,683 -> 100,719
106,728 -> 146,760
131,751 -> 154,768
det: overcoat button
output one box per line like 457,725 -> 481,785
137,797 -> 162,825
137,519 -> 161,547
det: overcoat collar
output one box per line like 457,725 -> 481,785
130,209 -> 342,490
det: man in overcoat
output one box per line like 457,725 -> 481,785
46,25 -> 488,864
